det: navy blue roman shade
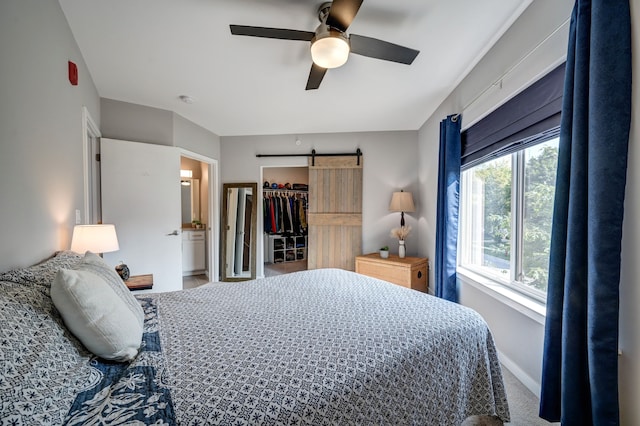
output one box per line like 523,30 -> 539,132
461,62 -> 565,169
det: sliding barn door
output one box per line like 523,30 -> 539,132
307,156 -> 363,271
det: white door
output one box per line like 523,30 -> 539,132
101,138 -> 183,292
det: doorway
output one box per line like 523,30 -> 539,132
180,153 -> 218,287
262,166 -> 309,277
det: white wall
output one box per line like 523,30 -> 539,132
0,0 -> 100,271
221,131 -> 419,278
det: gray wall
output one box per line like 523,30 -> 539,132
418,0 -> 573,397
173,113 -> 220,160
221,131 -> 419,278
618,1 -> 640,422
101,98 -> 173,146
0,0 -> 100,271
101,98 -> 221,160
418,3 -> 640,424
2,0 -> 639,422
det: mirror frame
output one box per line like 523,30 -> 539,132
220,182 -> 257,282
180,177 -> 200,223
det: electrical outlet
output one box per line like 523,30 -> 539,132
75,209 -> 82,224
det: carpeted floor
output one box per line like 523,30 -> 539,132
182,273 -> 209,289
502,366 -> 558,425
264,260 -> 308,277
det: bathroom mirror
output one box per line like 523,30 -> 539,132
221,182 -> 257,281
181,178 -> 200,223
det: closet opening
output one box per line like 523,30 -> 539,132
262,166 -> 309,277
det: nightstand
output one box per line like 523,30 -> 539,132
124,274 -> 154,291
355,254 -> 428,292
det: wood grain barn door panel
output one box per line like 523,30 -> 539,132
307,156 -> 363,270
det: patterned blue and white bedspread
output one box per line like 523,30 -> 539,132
63,298 -> 175,425
134,268 -> 508,425
52,268 -> 509,424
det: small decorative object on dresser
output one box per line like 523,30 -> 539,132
390,226 -> 411,259
115,261 -> 130,281
355,253 -> 428,292
379,246 -> 389,259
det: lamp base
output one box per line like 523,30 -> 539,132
115,263 -> 130,281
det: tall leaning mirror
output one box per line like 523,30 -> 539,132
221,182 -> 257,281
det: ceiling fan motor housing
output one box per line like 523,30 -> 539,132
317,2 -> 333,23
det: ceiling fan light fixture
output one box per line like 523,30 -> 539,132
311,32 -> 350,69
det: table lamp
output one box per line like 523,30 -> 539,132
70,224 -> 120,255
389,190 -> 415,227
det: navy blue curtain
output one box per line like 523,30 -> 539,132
435,115 -> 462,303
539,0 -> 632,424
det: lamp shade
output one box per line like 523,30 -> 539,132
389,191 -> 416,213
70,224 -> 120,254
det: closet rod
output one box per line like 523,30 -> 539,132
264,189 -> 308,195
256,148 -> 362,166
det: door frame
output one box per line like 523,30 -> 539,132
181,148 -> 220,282
81,106 -> 101,224
260,164 -> 308,278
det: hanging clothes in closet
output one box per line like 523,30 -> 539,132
263,191 -> 307,236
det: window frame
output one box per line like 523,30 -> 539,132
458,134 -> 560,303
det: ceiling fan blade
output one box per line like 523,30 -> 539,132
305,63 -> 328,90
230,25 -> 314,41
350,34 -> 419,65
326,0 -> 363,32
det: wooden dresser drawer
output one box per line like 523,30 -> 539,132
355,254 -> 428,292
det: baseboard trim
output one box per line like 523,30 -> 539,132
498,350 -> 541,398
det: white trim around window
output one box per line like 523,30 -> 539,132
458,266 -> 546,325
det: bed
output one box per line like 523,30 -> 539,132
0,251 -> 509,425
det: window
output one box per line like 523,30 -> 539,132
459,136 -> 559,301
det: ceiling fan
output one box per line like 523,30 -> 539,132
230,0 -> 419,90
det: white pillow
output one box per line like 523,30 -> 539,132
51,268 -> 142,361
75,252 -> 144,329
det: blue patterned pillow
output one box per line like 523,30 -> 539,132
0,251 -> 82,289
0,280 -> 94,424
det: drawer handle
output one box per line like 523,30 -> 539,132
417,271 -> 422,279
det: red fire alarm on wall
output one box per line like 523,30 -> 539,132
68,60 -> 78,86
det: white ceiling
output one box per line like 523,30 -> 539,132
59,0 -> 531,137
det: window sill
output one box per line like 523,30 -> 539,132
457,267 -> 547,325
